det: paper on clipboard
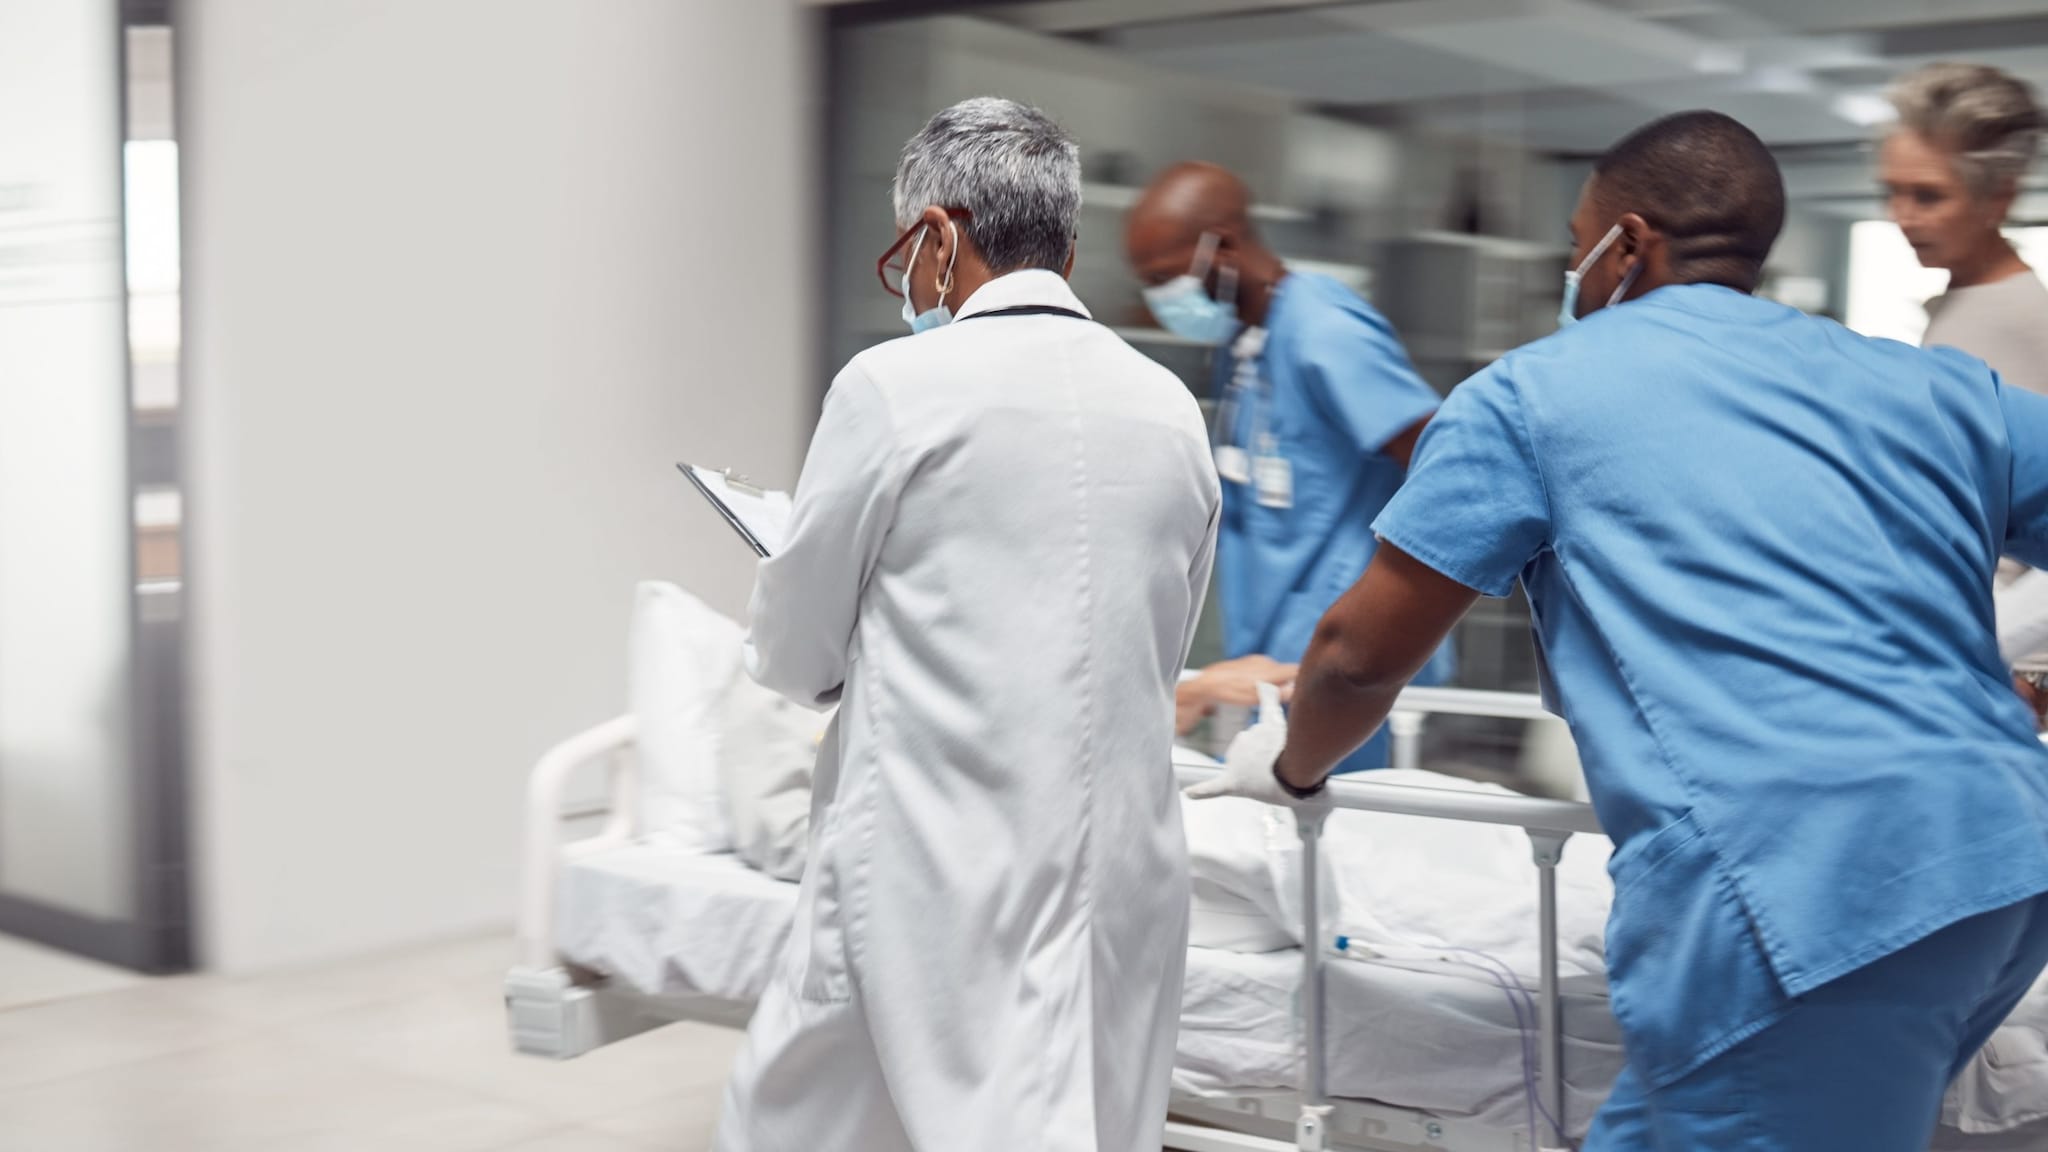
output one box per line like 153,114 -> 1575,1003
677,463 -> 792,557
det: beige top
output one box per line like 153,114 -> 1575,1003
1927,270 -> 2048,665
1923,270 -> 2048,396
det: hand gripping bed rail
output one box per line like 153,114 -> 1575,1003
1174,685 -> 1602,1152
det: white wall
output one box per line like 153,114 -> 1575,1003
181,0 -> 816,970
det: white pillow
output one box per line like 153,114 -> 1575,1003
717,674 -> 832,881
1264,769 -> 1614,982
630,581 -> 743,853
1180,791 -> 1296,953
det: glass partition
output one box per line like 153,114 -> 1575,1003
0,0 -> 188,971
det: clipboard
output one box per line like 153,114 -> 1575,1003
677,462 -> 790,557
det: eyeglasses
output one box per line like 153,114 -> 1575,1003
877,208 -> 973,298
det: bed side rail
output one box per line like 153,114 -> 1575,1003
519,713 -> 639,970
1175,685 -> 1602,1152
1171,684 -> 1599,837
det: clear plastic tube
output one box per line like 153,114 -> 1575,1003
1330,936 -> 1570,1146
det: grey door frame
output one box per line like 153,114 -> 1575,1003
0,0 -> 193,975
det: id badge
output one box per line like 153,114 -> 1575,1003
1254,454 -> 1293,508
1216,444 -> 1252,485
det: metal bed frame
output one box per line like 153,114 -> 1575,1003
506,687 -> 1604,1152
1168,686 -> 1600,1152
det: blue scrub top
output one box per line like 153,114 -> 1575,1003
1216,272 -> 1451,771
1374,283 -> 2048,1089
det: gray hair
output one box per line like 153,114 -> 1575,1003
1890,62 -> 2045,199
892,96 -> 1081,274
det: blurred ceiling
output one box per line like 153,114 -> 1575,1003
941,0 -> 2048,214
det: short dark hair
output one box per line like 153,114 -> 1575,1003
1593,110 -> 1785,292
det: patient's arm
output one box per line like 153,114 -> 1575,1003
1275,544 -> 1478,792
1176,656 -> 1297,735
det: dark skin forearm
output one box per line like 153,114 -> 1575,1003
1379,414 -> 1432,469
1273,543 -> 1483,792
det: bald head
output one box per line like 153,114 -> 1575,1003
1125,163 -> 1259,283
1125,162 -> 1285,325
1130,162 -> 1250,242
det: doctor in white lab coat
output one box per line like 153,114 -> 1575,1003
715,98 -> 1221,1152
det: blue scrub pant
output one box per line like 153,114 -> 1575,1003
1586,892 -> 2048,1151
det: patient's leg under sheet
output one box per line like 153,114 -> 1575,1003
1585,893 -> 2048,1151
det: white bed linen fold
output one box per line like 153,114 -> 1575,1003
551,825 -> 2048,1138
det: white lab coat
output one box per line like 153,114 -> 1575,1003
716,270 -> 1220,1152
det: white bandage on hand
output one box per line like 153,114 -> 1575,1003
1183,682 -> 1329,808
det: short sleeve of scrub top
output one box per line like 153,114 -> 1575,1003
2002,379 -> 2048,569
1295,300 -> 1441,456
1370,363 -> 1551,596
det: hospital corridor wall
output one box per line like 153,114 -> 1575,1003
178,0 -> 819,972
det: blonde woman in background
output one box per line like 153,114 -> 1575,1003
1885,63 -> 2048,719
1884,62 -> 2048,389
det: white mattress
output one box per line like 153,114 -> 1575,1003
1175,947 -> 1623,1137
553,842 -> 795,1005
554,840 -> 2048,1141
554,841 -> 1624,1138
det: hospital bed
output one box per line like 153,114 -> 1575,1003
505,688 -> 2048,1152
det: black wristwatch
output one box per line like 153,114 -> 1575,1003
1272,758 -> 1327,801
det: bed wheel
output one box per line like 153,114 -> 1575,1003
505,965 -> 600,1060
1295,1103 -> 1333,1151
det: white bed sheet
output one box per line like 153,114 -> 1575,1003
1175,947 -> 1623,1138
554,839 -> 2048,1141
553,843 -> 795,1005
554,842 -> 1624,1138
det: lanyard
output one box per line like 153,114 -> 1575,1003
1214,327 -> 1291,508
959,304 -> 1090,322
1213,327 -> 1274,456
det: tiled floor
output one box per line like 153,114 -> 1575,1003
0,935 -> 143,1012
0,933 -> 743,1152
11,932 -> 2044,1152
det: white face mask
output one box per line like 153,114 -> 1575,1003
900,220 -> 960,334
1558,223 -> 1638,327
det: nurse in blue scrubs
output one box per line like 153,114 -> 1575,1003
1195,110 -> 2048,1149
1126,163 -> 1453,772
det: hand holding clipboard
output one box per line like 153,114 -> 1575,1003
677,463 -> 791,557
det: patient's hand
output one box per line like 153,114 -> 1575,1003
1176,655 -> 1298,735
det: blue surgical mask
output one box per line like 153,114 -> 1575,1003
900,224 -> 958,334
902,291 -> 952,334
1558,223 -> 1635,328
1142,232 -> 1240,345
